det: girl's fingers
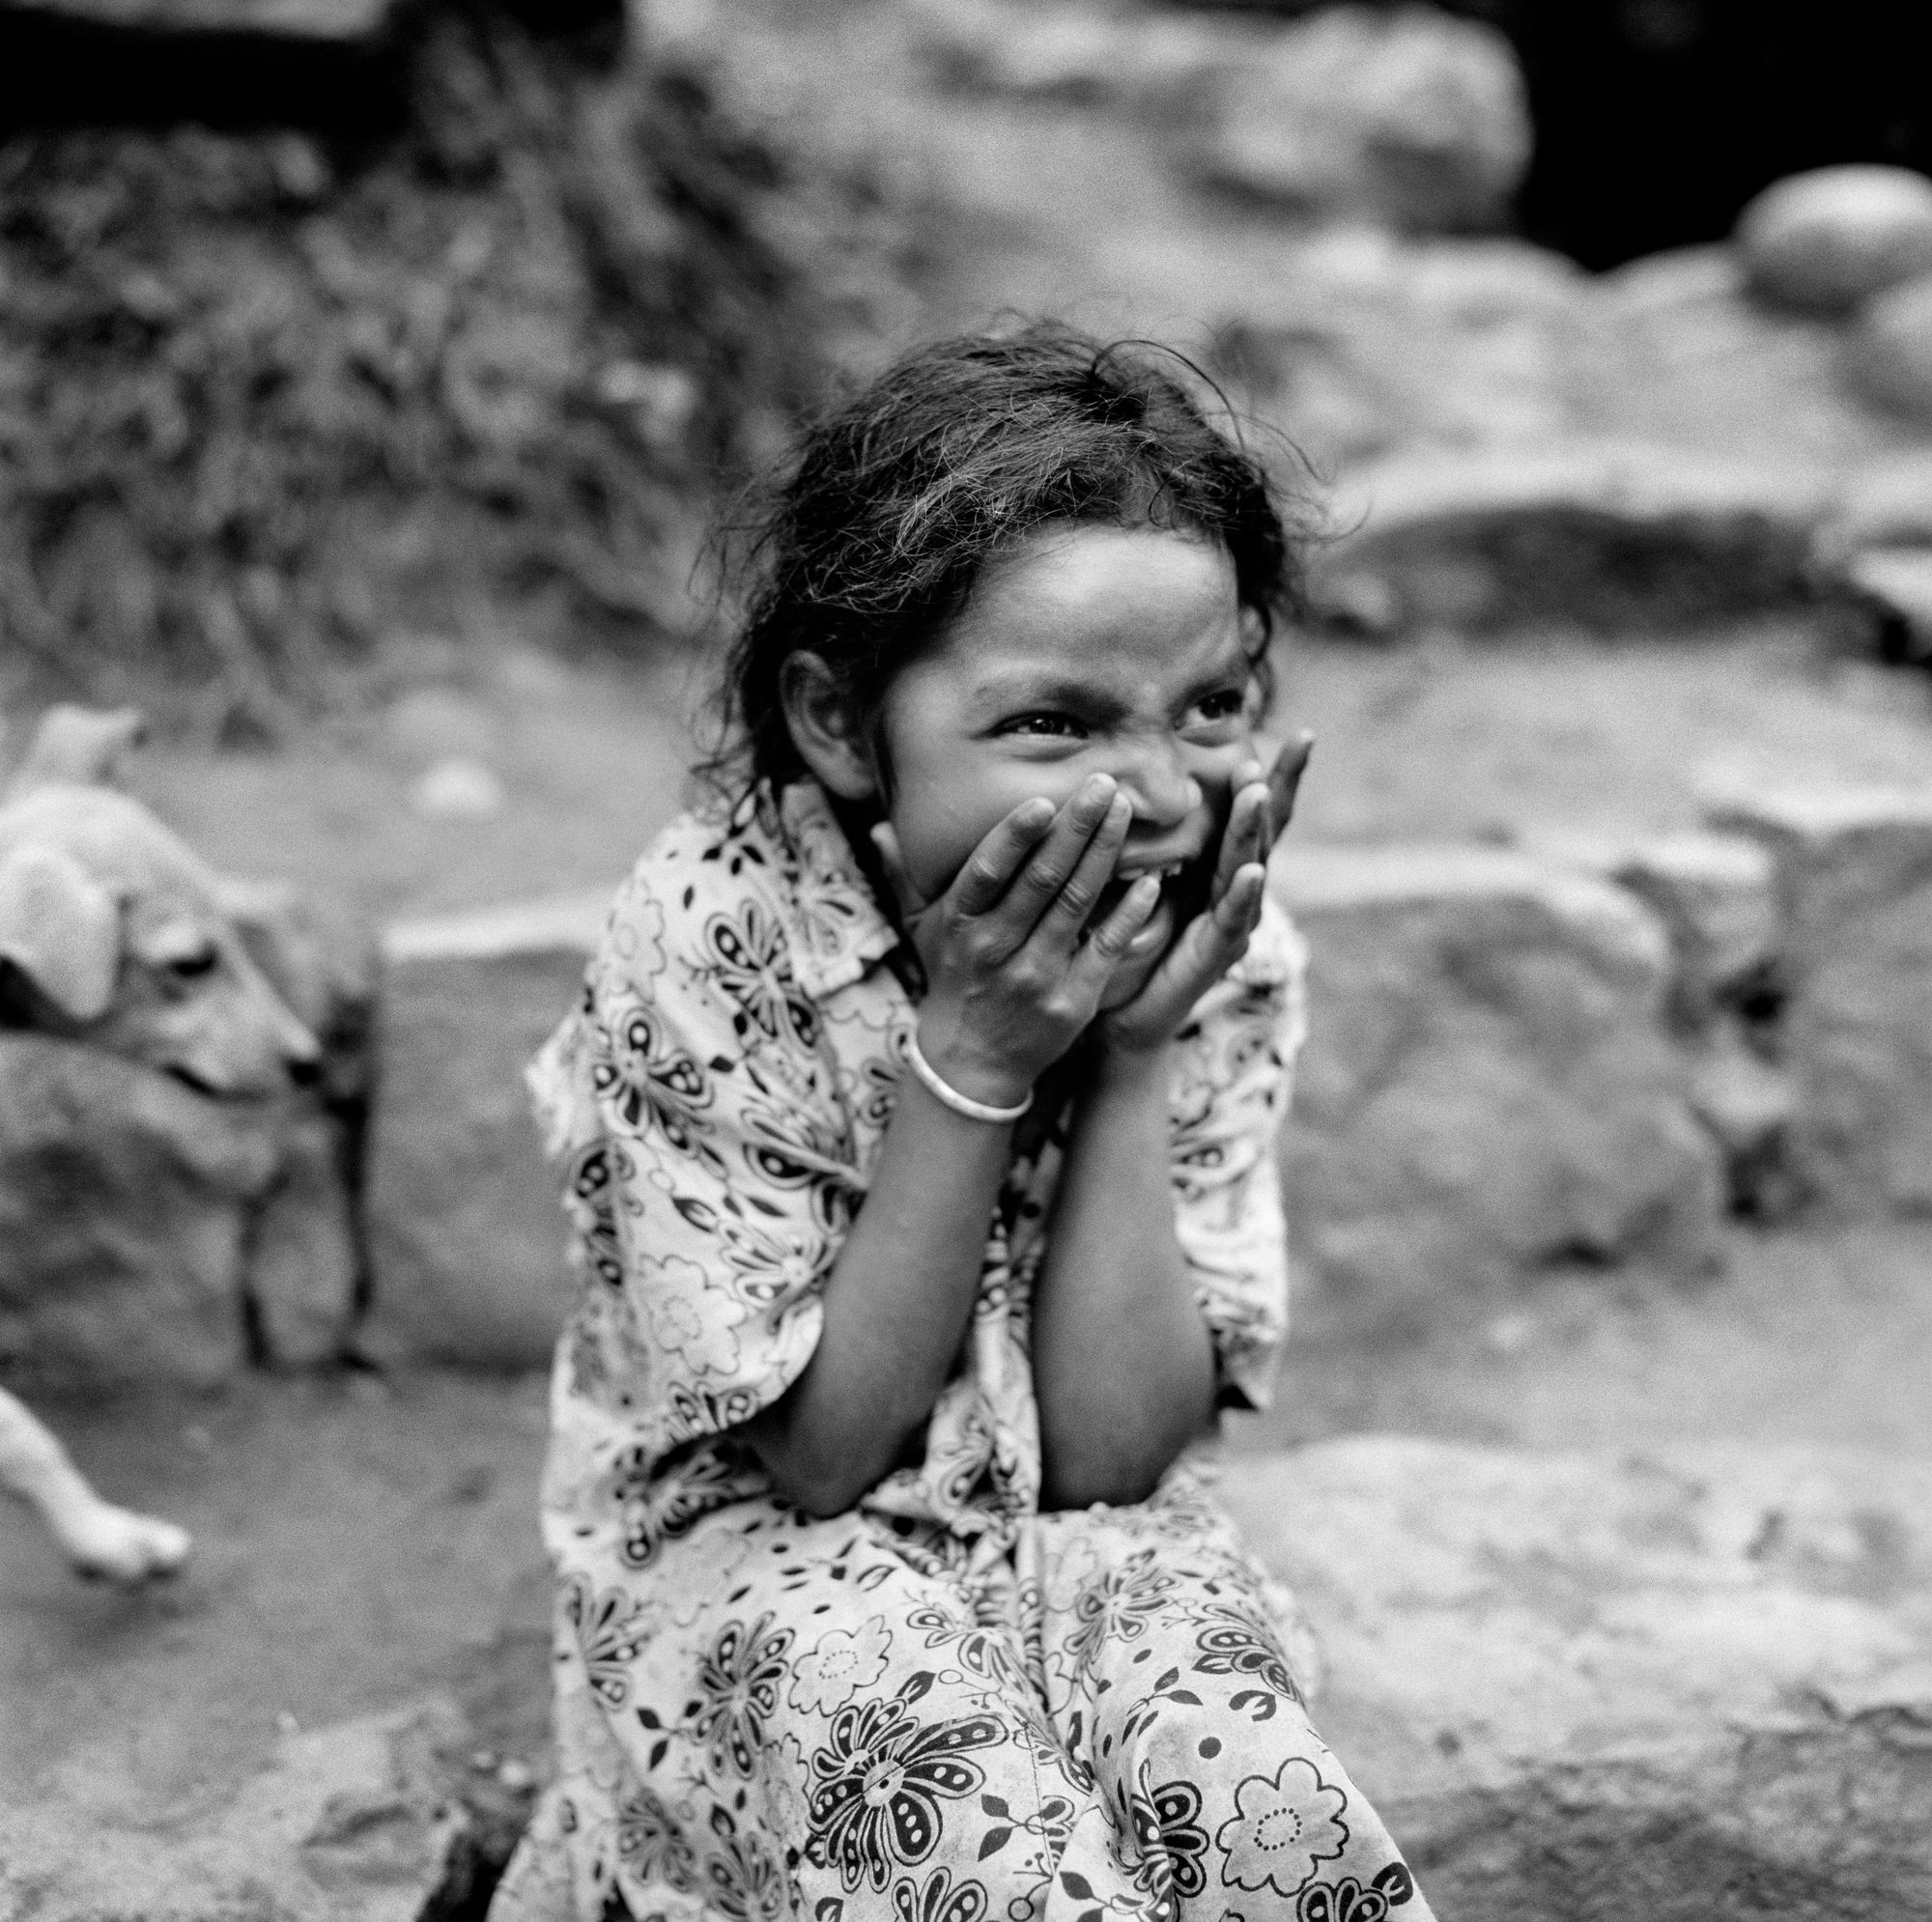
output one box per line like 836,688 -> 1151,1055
1034,790 -> 1134,950
986,777 -> 1123,940
1213,862 -> 1268,937
1126,862 -> 1265,1029
1212,777 -> 1270,904
1264,732 -> 1315,850
1072,872 -> 1161,983
947,797 -> 1058,917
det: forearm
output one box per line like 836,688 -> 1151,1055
1032,1045 -> 1218,1511
742,1076 -> 1011,1514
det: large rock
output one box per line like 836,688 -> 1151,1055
1737,165 -> 1932,315
0,1033 -> 362,1387
364,890 -> 610,1367
1274,845 -> 1723,1339
0,1695 -> 500,1922
1213,232 -> 1611,474
1198,4 -> 1531,234
1306,438 -> 1830,635
1703,781 -> 1932,1215
1846,270 -> 1932,425
1217,1437 -> 1932,1920
1809,453 -> 1932,665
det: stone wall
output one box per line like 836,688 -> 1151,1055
352,780 -> 1932,1366
12,779 -> 1925,1381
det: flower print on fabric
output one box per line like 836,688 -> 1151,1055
891,1865 -> 990,1922
611,1444 -> 745,1572
1062,1552 -> 1183,1676
806,1677 -> 1005,1893
566,1579 -> 654,1710
700,1806 -> 798,1922
643,1257 -> 750,1378
789,1615 -> 894,1716
614,1785 -> 697,1893
1216,1759 -> 1350,1897
691,1612 -> 796,1779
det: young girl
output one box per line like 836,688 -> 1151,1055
491,326 -> 1433,1922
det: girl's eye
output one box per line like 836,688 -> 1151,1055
1187,689 -> 1247,726
1001,713 -> 1085,739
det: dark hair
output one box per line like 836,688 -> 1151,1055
706,321 -> 1314,798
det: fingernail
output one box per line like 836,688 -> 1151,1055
1084,774 -> 1116,804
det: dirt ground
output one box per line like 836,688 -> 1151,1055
7,0 -> 1932,1889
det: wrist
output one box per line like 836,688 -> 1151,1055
1092,1031 -> 1174,1096
914,1012 -> 1036,1112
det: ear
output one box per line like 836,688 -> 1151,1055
778,653 -> 878,802
0,845 -> 122,1023
4,705 -> 149,801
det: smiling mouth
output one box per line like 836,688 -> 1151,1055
163,1063 -> 260,1102
1091,858 -> 1203,936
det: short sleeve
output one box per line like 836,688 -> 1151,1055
527,841 -> 859,1463
1168,895 -> 1308,1412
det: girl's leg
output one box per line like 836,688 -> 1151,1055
1025,1488 -> 1435,1922
497,1504 -> 1126,1922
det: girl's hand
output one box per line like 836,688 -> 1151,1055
871,775 -> 1159,1111
1101,732 -> 1313,1057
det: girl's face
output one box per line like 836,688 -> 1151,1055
875,523 -> 1264,1000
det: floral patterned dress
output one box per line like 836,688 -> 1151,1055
490,780 -> 1433,1922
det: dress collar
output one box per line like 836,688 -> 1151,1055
764,778 -> 904,1000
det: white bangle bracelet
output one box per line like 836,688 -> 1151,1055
904,1031 -> 1033,1125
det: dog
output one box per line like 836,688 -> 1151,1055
1,704 -> 324,1583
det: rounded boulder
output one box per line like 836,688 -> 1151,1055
1846,271 -> 1932,423
1737,164 -> 1932,313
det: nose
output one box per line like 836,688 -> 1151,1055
1112,735 -> 1201,831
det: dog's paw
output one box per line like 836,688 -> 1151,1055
61,1505 -> 191,1585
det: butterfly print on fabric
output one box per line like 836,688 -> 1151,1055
591,998 -> 724,1179
1188,1601 -> 1304,1710
806,1677 -> 1005,1893
1120,1778 -> 1210,1913
699,903 -> 821,1053
689,1612 -> 796,1779
1295,1863 -> 1417,1922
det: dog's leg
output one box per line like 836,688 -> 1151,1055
0,1387 -> 190,1583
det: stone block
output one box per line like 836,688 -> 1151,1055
1218,1437 -> 1932,1920
1213,232 -> 1609,473
1702,781 -> 1932,1213
0,1032 -> 361,1388
0,1695 -> 502,1922
1522,826 -> 1780,1028
1847,270 -> 1932,425
1198,5 -> 1531,233
1737,164 -> 1932,315
364,890 -> 611,1367
1274,845 -> 1723,1339
1308,439 -> 1829,636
